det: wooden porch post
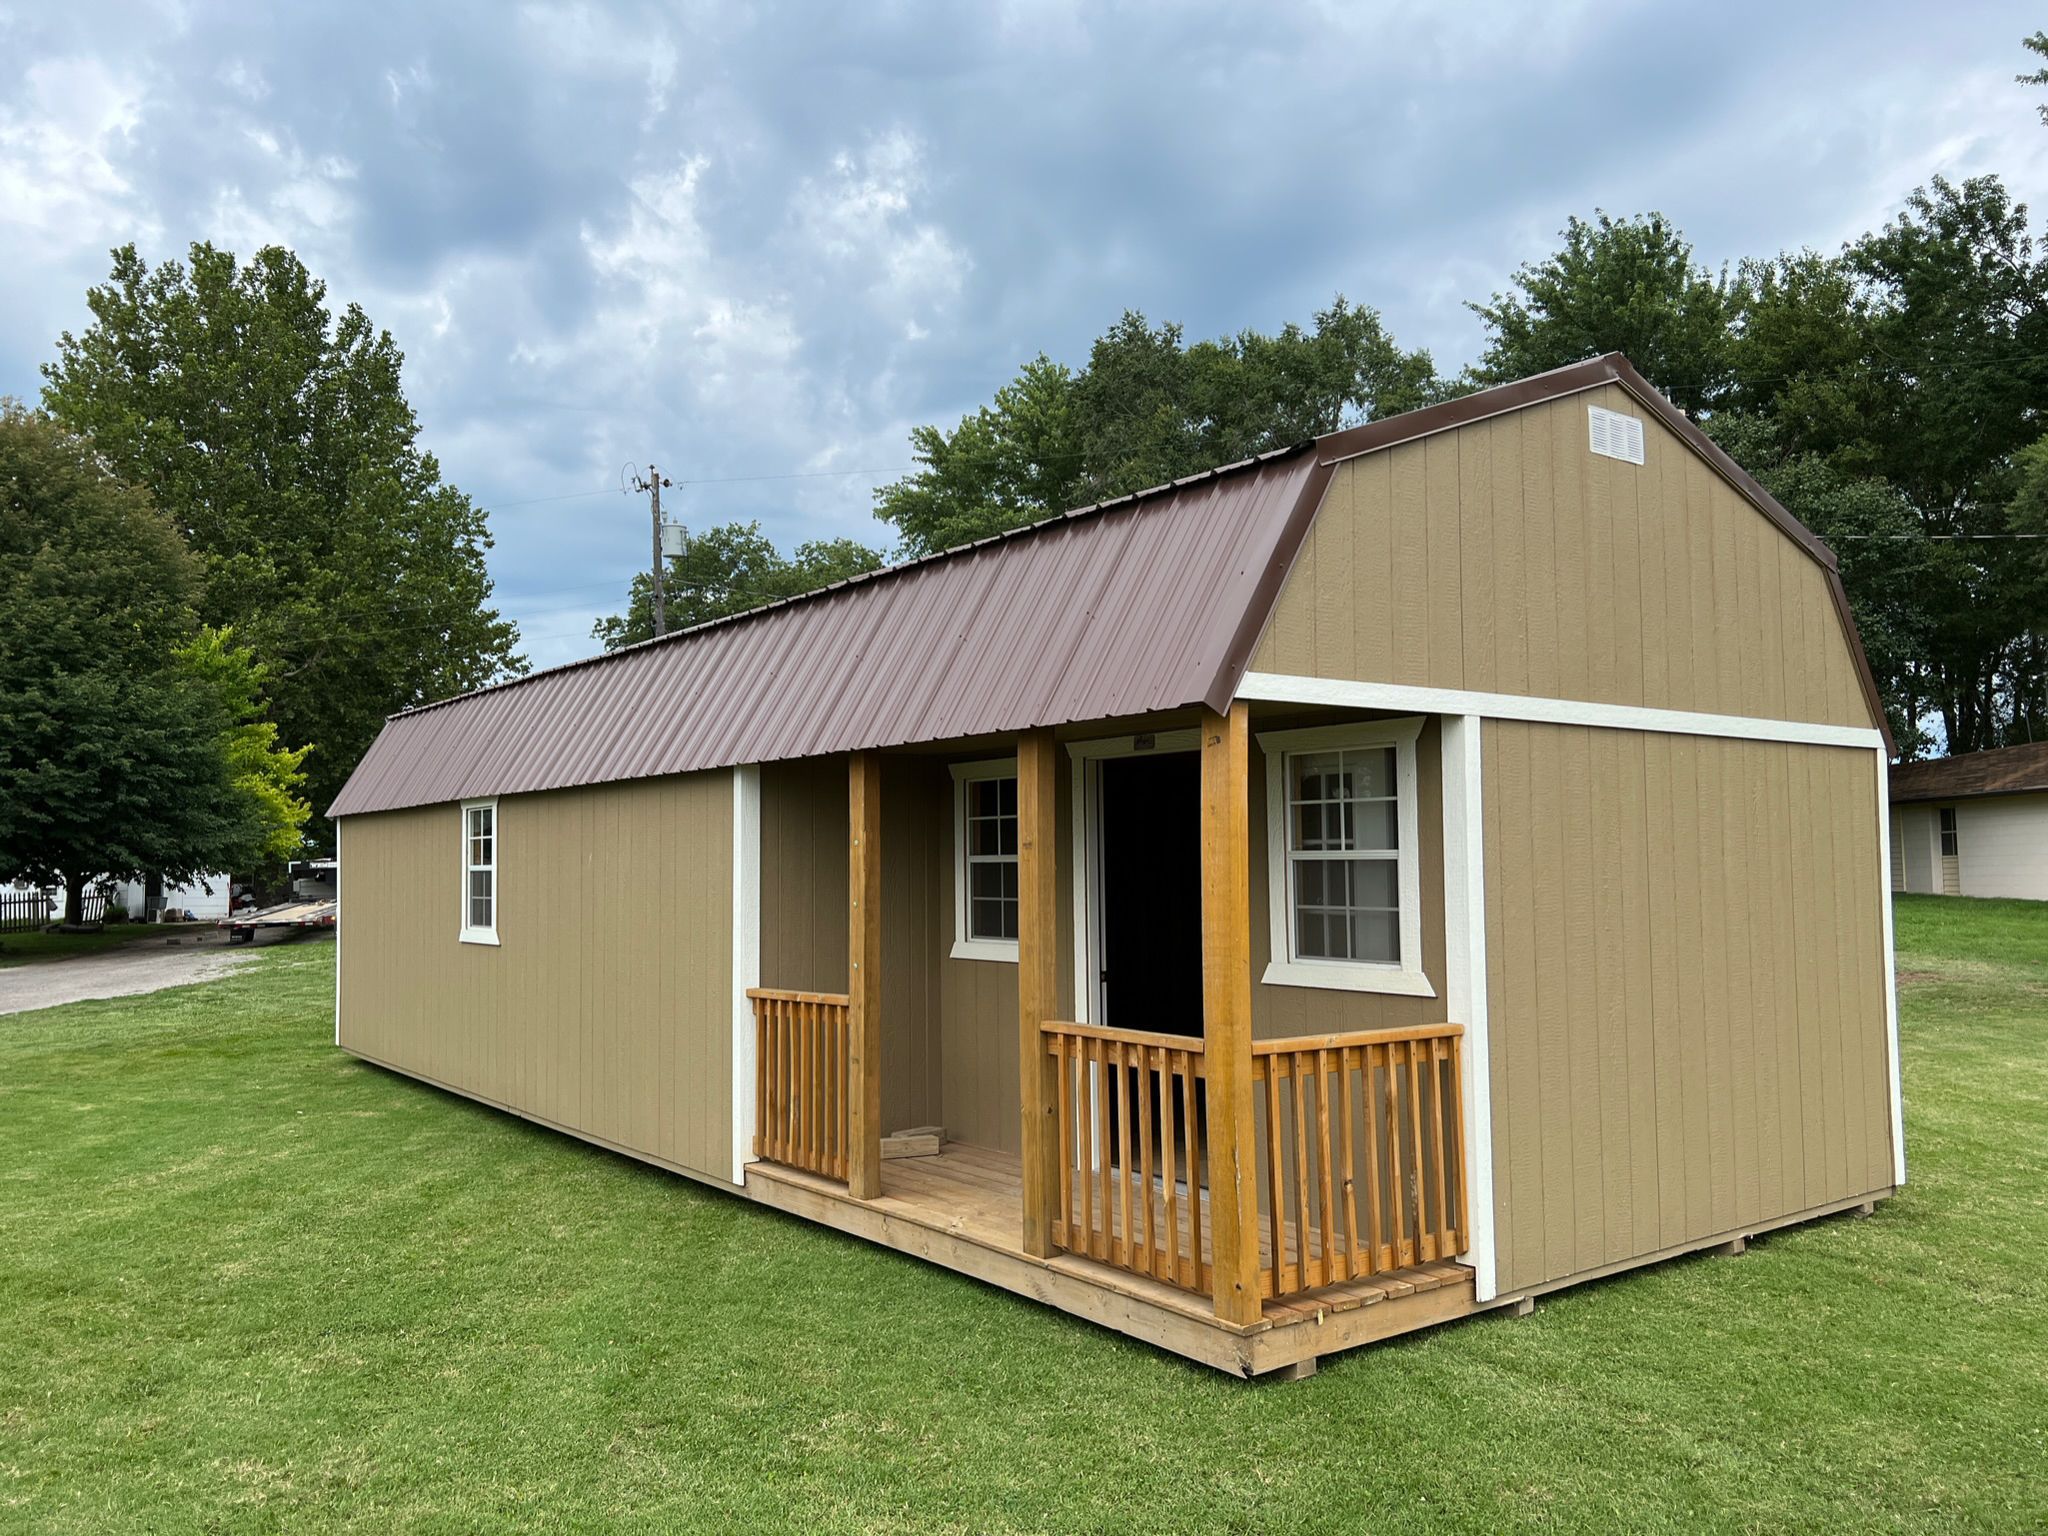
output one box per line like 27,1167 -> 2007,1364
847,751 -> 883,1198
1201,702 -> 1261,1325
1017,727 -> 1060,1258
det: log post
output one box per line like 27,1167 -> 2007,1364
1017,728 -> 1061,1257
847,751 -> 883,1198
1201,702 -> 1261,1325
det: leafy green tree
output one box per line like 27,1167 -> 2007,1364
876,298 -> 1439,555
2019,30 -> 2048,122
42,243 -> 525,829
1468,212 -> 1737,414
0,407 -> 272,922
592,522 -> 886,650
174,627 -> 312,862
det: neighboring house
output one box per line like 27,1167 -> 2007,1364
1889,741 -> 2048,901
329,355 -> 1903,1378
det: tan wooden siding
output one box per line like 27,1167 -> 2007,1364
1249,714 -> 1447,1039
1253,384 -> 1875,729
1482,722 -> 1895,1294
338,772 -> 736,1184
759,755 -> 943,1135
934,751 -> 1077,1154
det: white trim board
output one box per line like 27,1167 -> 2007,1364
333,818 -> 342,1048
1236,673 -> 1884,750
1439,715 -> 1497,1301
1065,728 -> 1202,1026
1876,756 -> 1906,1187
731,764 -> 762,1186
1255,717 -> 1434,999
950,756 -> 1021,963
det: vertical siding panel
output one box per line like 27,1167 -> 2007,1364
1483,733 -> 1514,1290
1778,547 -> 1815,723
1669,737 -> 1714,1239
1491,413 -> 1529,694
1315,479 -> 1354,685
1644,734 -> 1687,1249
1527,725 -> 1576,1282
1353,453 -> 1395,685
1635,428 -> 1670,707
1766,744 -> 1807,1214
1390,442 -> 1430,686
1720,741 -> 1762,1229
1695,739 -> 1737,1235
1523,409 -> 1559,698
1619,732 -> 1661,1243
1459,421 -> 1496,692
1787,746 -> 1827,1203
1742,742 -> 1783,1222
1610,427 -> 1644,707
1267,520 -> 1315,676
1583,417 -> 1618,705
1426,431 -> 1465,688
1590,729 -> 1633,1263
1559,727 -> 1604,1273
1504,725 -> 1547,1289
1657,434 -> 1695,712
1828,752 -> 1874,1192
1550,399 -> 1590,700
1711,472 -> 1745,715
1741,513 -> 1780,720
1685,456 -> 1722,714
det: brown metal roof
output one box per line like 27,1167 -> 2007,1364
1889,741 -> 2048,803
329,444 -> 1331,816
329,352 -> 1896,818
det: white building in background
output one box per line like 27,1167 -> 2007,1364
1,875 -> 233,922
1890,741 -> 2048,901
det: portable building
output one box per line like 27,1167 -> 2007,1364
329,355 -> 1902,1376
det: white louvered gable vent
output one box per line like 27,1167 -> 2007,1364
1588,404 -> 1646,465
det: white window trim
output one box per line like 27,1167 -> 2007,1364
459,797 -> 500,946
1257,717 -> 1434,998
950,757 -> 1019,962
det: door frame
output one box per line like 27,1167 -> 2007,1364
1066,729 -> 1203,1027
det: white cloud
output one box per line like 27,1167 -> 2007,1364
0,56 -> 152,254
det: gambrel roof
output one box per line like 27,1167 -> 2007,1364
330,355 -> 1888,817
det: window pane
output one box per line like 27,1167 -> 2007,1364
1351,910 -> 1399,964
1349,746 -> 1394,799
1351,800 -> 1397,851
969,861 -> 1006,902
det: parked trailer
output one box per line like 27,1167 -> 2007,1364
219,858 -> 338,943
219,899 -> 338,943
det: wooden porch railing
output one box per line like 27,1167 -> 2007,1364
750,987 -> 850,1180
1253,1023 -> 1466,1297
1041,1018 -> 1468,1303
1042,1021 -> 1210,1294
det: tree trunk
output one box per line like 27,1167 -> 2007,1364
63,875 -> 84,927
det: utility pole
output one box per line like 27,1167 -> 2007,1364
630,464 -> 675,638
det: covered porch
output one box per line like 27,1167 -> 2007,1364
742,1139 -> 1481,1377
735,702 -> 1498,1373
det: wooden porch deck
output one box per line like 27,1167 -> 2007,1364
742,1141 -> 1498,1376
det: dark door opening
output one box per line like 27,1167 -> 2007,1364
1099,752 -> 1203,1036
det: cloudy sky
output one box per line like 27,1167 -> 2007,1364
5,2 -> 2046,669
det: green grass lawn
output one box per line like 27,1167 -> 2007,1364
2,898 -> 2042,1533
0,922 -> 215,969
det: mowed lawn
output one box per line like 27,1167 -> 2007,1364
2,899 -> 2042,1533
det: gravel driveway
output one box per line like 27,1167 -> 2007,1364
0,932 -> 285,1016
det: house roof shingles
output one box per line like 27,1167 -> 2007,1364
1888,741 -> 2048,803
